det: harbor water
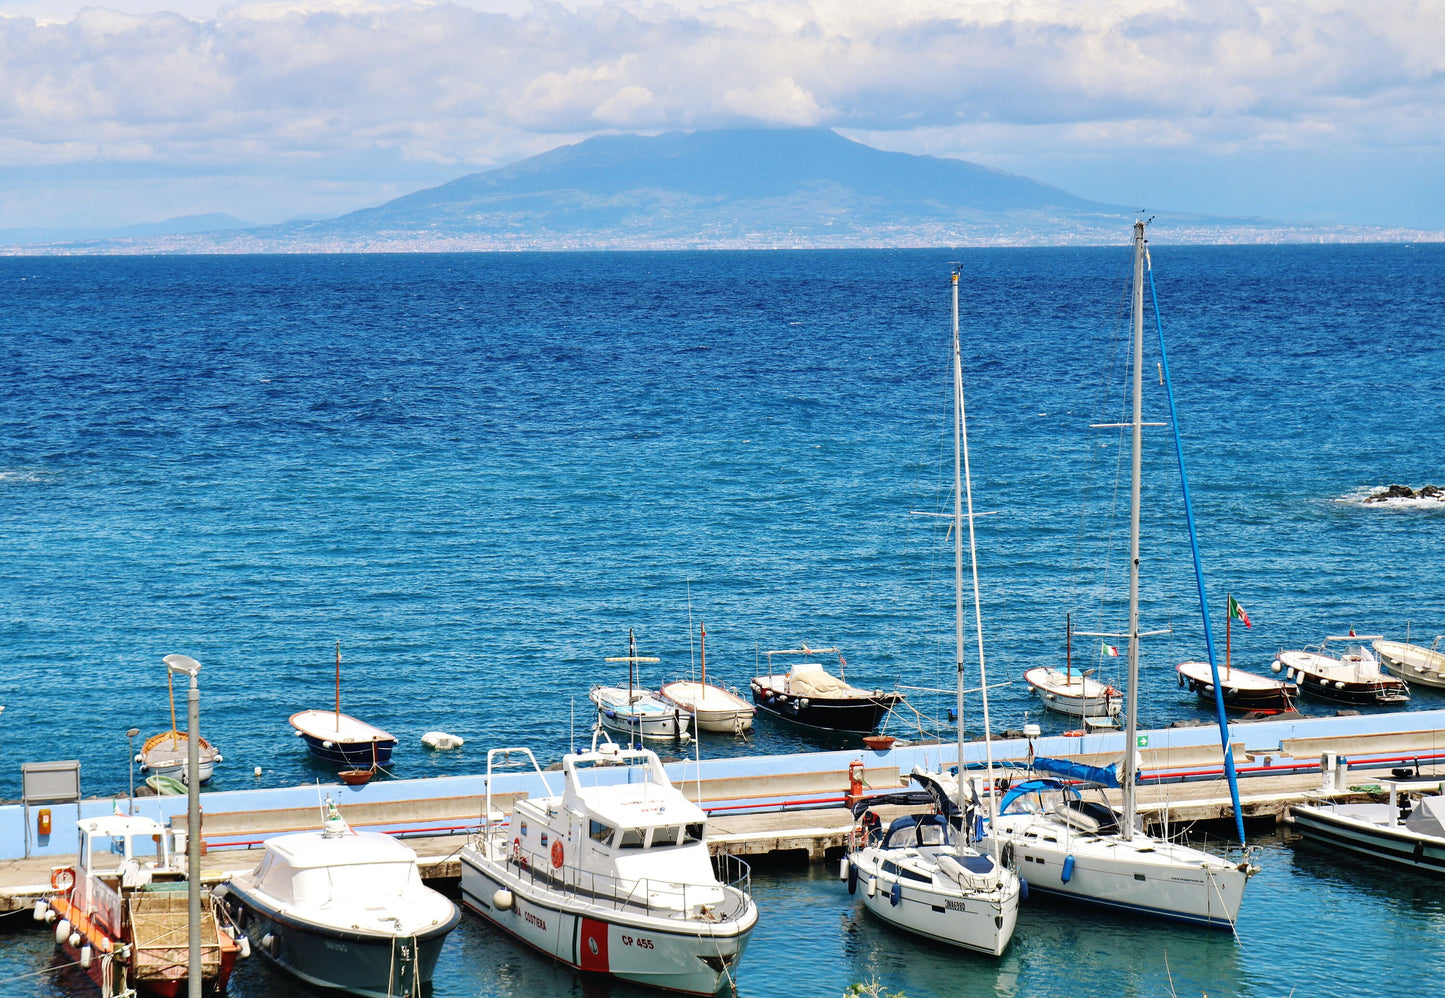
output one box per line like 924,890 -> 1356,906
1,244 -> 1443,995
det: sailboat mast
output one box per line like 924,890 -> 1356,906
700,622 -> 708,689
335,640 -> 342,728
1123,220 -> 1146,840
952,269 -> 1001,856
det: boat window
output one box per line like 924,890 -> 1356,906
589,820 -> 615,845
683,823 -> 704,844
650,826 -> 681,847
618,828 -> 647,849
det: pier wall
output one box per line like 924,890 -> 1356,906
4,709 -> 1442,860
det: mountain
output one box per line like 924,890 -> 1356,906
5,130 -> 1436,254
0,213 -> 254,246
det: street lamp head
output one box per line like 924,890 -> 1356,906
126,727 -> 140,738
163,653 -> 202,677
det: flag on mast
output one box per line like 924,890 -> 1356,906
1226,595 -> 1252,629
1101,642 -> 1119,657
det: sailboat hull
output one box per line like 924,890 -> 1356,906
848,846 -> 1018,956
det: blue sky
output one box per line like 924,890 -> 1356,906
1,0 -> 1441,232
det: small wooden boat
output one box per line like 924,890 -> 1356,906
1374,636 -> 1445,690
658,622 -> 754,734
290,642 -> 397,767
145,774 -> 187,796
1274,635 -> 1409,706
591,629 -> 691,741
1177,660 -> 1297,712
139,664 -> 221,784
1177,593 -> 1297,713
750,645 -> 904,732
1023,615 -> 1122,719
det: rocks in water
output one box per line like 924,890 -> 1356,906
1365,484 -> 1443,503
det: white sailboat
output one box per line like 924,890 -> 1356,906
984,221 -> 1256,929
841,269 -> 1020,956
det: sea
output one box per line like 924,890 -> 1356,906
1,243 -> 1443,996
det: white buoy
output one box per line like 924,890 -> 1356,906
421,731 -> 464,751
492,889 -> 514,911
1271,660 -> 1282,673
238,935 -> 251,959
866,877 -> 877,897
838,857 -> 849,880
80,945 -> 92,969
254,767 -> 263,778
55,919 -> 71,944
69,931 -> 82,948
32,899 -> 47,921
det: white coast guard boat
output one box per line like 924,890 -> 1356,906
458,736 -> 756,994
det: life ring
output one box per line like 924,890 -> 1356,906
50,867 -> 76,892
551,839 -> 564,870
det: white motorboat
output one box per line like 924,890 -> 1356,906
1274,636 -> 1410,705
458,737 -> 757,994
215,798 -> 460,998
591,629 -> 691,741
659,622 -> 754,734
1024,614 -> 1121,719
843,268 -> 1019,956
984,222 -> 1256,930
1374,636 -> 1445,690
1288,779 -> 1445,873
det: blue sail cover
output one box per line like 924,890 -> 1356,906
1031,756 -> 1120,788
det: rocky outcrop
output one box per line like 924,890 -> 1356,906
1365,484 -> 1443,503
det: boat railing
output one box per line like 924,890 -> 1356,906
501,844 -> 753,923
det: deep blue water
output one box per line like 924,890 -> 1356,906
1,245 -> 1444,995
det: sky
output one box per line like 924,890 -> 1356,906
1,0 -> 1441,232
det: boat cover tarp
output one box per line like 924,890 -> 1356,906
128,891 -> 221,982
1032,756 -> 1121,788
1406,794 -> 1445,838
786,663 -> 854,698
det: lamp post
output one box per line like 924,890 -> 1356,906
126,727 -> 140,815
163,654 -> 203,998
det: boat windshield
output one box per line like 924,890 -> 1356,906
272,861 -> 420,904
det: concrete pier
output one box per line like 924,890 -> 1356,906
4,708 -> 1442,916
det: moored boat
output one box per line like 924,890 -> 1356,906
750,645 -> 903,732
1288,778 -> 1445,874
1023,616 -> 1122,719
658,622 -> 754,734
1176,660 -> 1297,713
1274,636 -> 1409,705
37,814 -> 241,997
842,267 -> 1019,957
1374,636 -> 1445,690
290,642 -> 398,767
591,629 -> 691,741
458,738 -> 757,994
215,798 -> 460,997
140,662 -> 221,784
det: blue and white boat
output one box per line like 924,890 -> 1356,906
290,641 -> 397,767
590,630 -> 690,742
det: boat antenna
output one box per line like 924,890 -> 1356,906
1066,612 -> 1072,681
701,621 -> 708,690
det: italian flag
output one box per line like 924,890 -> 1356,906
1101,642 -> 1119,657
1227,595 -> 1252,629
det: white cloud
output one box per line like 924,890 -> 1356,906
0,0 -> 1440,226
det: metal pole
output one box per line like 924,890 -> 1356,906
1123,219 -> 1145,842
164,653 -> 204,998
126,727 -> 140,815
